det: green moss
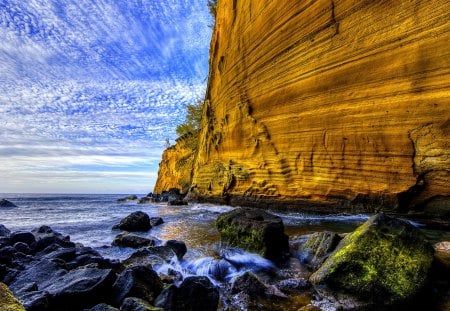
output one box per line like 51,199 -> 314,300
0,283 -> 26,311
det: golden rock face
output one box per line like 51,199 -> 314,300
157,0 -> 450,215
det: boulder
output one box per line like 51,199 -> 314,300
112,233 -> 156,249
0,224 -> 11,237
113,265 -> 163,305
149,217 -> 164,227
216,207 -> 289,261
113,212 -> 151,232
310,213 -> 435,307
298,231 -> 342,270
138,197 -> 154,204
164,240 -> 187,260
0,282 -> 26,311
117,195 -> 138,203
231,271 -> 267,297
0,199 -> 17,208
10,232 -> 36,248
122,247 -> 176,268
84,303 -> 119,311
154,276 -> 219,311
120,297 -> 162,311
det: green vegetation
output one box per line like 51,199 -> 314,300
207,0 -> 217,17
176,100 -> 204,138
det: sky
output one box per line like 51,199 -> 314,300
0,0 -> 213,194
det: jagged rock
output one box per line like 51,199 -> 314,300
123,247 -> 177,268
0,282 -> 25,311
112,233 -> 156,249
0,225 -> 11,237
120,297 -> 162,311
84,303 -> 119,311
216,207 -> 289,261
310,213 -> 434,307
113,212 -> 151,232
10,232 -> 35,248
149,217 -> 164,227
0,199 -> 17,208
231,271 -> 266,297
117,195 -> 138,203
154,276 -> 219,311
164,240 -> 186,260
113,265 -> 163,305
298,231 -> 342,270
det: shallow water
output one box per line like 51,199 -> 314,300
1,194 -> 448,310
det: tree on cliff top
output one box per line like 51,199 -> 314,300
176,100 -> 204,137
207,0 -> 217,17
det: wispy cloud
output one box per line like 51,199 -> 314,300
0,0 -> 212,193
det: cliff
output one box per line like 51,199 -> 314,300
157,0 -> 450,217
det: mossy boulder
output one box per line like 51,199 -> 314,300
216,207 -> 289,262
0,282 -> 26,311
310,213 -> 434,306
298,231 -> 342,270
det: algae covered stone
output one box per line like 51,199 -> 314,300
310,213 -> 434,305
216,207 -> 289,261
0,282 -> 26,311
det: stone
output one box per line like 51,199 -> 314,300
122,246 -> 176,269
149,217 -> 164,227
216,207 -> 289,261
155,0 -> 450,219
167,200 -> 187,206
298,231 -> 342,270
10,232 -> 36,247
120,297 -> 162,311
164,240 -> 186,260
117,195 -> 138,203
0,282 -> 26,311
13,243 -> 30,255
0,224 -> 11,237
114,211 -> 151,232
113,265 -> 163,305
231,271 -> 266,297
84,303 -> 119,311
154,276 -> 219,311
0,199 -> 17,208
310,213 -> 435,306
112,233 -> 156,249
137,197 -> 154,204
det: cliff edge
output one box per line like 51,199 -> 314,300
156,0 -> 450,218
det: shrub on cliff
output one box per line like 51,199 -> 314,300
176,100 -> 204,138
207,0 -> 217,17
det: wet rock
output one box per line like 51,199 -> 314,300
154,276 -> 219,311
0,282 -> 25,311
41,247 -> 77,262
138,197 -> 154,204
33,236 -> 75,253
19,290 -> 50,311
0,199 -> 17,208
113,265 -> 163,305
298,231 -> 342,270
185,257 -> 236,282
231,271 -> 267,297
123,247 -> 177,268
310,213 -> 434,307
276,278 -> 310,293
84,303 -> 119,311
13,243 -> 31,255
167,200 -> 188,206
0,246 -> 15,265
164,240 -> 186,260
112,233 -> 156,249
216,207 -> 289,262
117,195 -> 138,203
113,211 -> 151,232
120,297 -> 162,311
434,241 -> 450,270
66,247 -> 118,270
149,217 -> 164,227
10,232 -> 36,248
0,224 -> 11,237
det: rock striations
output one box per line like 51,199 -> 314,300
155,0 -> 450,217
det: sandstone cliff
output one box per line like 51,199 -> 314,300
157,0 -> 450,217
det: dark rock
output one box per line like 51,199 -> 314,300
66,248 -> 117,270
0,246 -> 14,265
164,240 -> 186,260
167,200 -> 187,206
277,278 -> 310,293
84,303 -> 119,311
0,199 -> 17,208
10,232 -> 36,247
19,290 -> 50,311
120,297 -> 162,311
122,247 -> 176,269
154,276 -> 219,311
43,267 -> 117,310
310,213 -> 435,307
42,247 -> 77,262
184,258 -> 235,282
149,217 -> 164,227
33,236 -> 76,253
114,211 -> 151,232
14,242 -> 31,255
138,197 -> 154,204
0,224 -> 11,237
231,271 -> 267,297
113,265 -> 163,305
298,231 -> 342,270
117,195 -> 138,203
112,233 -> 156,249
216,207 -> 289,262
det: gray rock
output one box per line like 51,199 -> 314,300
112,233 -> 157,249
149,217 -> 164,227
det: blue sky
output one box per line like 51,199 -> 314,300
0,0 -> 212,194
